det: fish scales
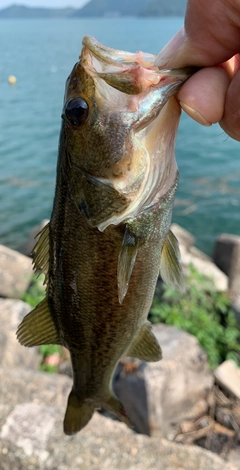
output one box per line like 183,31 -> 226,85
17,35 -> 194,435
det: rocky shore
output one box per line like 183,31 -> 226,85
0,221 -> 240,469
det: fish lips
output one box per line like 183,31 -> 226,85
80,35 -> 194,96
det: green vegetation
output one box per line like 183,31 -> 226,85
149,266 -> 240,368
39,344 -> 62,373
22,274 -> 45,308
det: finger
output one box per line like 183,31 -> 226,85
220,70 -> 240,141
220,53 -> 240,79
155,0 -> 240,68
177,67 -> 230,125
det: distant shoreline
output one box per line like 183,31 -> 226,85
0,2 -> 187,19
0,16 -> 185,19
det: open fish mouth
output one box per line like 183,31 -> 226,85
61,36 -> 198,232
75,36 -> 196,231
81,35 -> 195,95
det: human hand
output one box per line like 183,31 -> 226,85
155,0 -> 240,141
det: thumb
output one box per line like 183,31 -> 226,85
155,0 -> 240,68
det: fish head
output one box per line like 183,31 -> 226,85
61,36 -> 194,230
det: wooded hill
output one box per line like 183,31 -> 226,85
0,1 -> 187,18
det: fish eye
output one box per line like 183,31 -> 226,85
64,97 -> 89,126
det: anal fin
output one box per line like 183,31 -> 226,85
118,225 -> 139,304
16,297 -> 60,347
160,229 -> 185,292
126,321 -> 162,362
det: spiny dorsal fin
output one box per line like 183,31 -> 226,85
126,321 -> 162,362
117,226 -> 139,304
32,222 -> 50,285
16,297 -> 60,347
160,229 -> 185,292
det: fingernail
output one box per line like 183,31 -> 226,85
154,28 -> 185,68
180,102 -> 212,126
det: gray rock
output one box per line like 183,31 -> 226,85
0,299 -> 40,369
171,223 -> 195,249
20,219 -> 49,256
213,233 -> 240,276
213,233 -> 240,308
168,225 -> 228,291
214,360 -> 240,400
0,367 -> 236,470
0,245 -> 33,298
145,324 -> 214,439
113,359 -> 150,435
1,403 -> 56,462
232,296 -> 240,325
180,244 -> 228,291
0,439 -> 40,470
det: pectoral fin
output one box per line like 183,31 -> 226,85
126,321 -> 162,362
160,230 -> 185,291
16,297 -> 60,347
117,226 -> 139,304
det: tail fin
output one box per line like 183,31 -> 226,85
63,390 -> 95,435
103,394 -> 132,429
63,390 -> 132,435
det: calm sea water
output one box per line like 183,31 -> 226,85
0,18 -> 239,254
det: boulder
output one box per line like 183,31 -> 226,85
214,360 -> 240,400
232,296 -> 240,325
168,224 -> 228,291
0,299 -> 40,370
213,233 -> 240,276
0,245 -> 33,298
20,219 -> 49,256
145,324 -> 213,439
171,223 -> 195,249
0,367 -> 235,470
113,359 -> 150,435
179,244 -> 228,291
213,234 -> 240,310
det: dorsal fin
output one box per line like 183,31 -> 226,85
160,230 -> 185,291
16,297 -> 60,347
126,321 -> 162,362
117,226 -> 139,304
32,222 -> 50,285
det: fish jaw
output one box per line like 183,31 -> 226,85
81,35 -> 193,94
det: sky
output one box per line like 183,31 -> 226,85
0,0 -> 89,8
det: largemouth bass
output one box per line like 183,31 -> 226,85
17,36 -> 192,435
